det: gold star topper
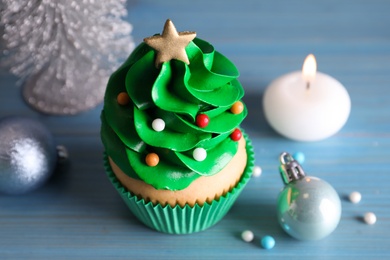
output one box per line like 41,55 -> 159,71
144,19 -> 196,68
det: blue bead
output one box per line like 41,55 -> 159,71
293,152 -> 305,164
260,235 -> 275,249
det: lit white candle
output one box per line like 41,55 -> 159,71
263,54 -> 351,142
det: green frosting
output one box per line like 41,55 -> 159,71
101,37 -> 247,191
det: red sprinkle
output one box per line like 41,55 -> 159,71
230,128 -> 242,141
196,114 -> 209,128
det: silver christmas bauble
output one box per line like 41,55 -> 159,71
0,117 -> 57,195
277,152 -> 341,240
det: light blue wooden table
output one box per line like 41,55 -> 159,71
1,0 -> 390,259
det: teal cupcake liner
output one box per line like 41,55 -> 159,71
104,134 -> 254,234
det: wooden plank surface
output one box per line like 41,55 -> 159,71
1,0 -> 390,259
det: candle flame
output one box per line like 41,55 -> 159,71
302,54 -> 317,86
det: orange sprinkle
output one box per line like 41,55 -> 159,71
145,153 -> 159,167
117,92 -> 130,106
230,101 -> 244,114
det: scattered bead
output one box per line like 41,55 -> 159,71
230,101 -> 244,114
152,118 -> 165,132
349,191 -> 362,204
196,114 -> 209,128
145,153 -> 159,167
193,148 -> 207,162
241,230 -> 254,242
260,235 -> 275,250
364,212 -> 377,225
117,92 -> 130,105
293,152 -> 305,164
252,165 -> 262,177
230,128 -> 242,141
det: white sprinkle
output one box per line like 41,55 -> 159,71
193,148 -> 207,162
241,230 -> 254,242
152,118 -> 165,132
364,212 -> 377,225
252,165 -> 262,177
349,191 -> 362,204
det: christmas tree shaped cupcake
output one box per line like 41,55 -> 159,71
101,19 -> 254,234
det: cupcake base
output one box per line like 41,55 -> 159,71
103,134 -> 254,234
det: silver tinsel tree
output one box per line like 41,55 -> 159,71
0,0 -> 134,115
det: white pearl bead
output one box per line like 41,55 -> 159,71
152,118 -> 165,132
252,165 -> 262,177
241,230 -> 254,242
349,191 -> 362,204
364,212 -> 377,225
193,148 -> 207,161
